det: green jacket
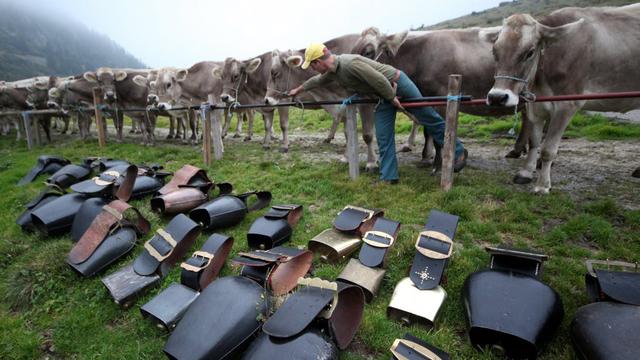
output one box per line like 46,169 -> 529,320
302,54 -> 398,101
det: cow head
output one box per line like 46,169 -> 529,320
487,14 -> 584,106
84,67 -> 128,103
264,49 -> 303,105
144,68 -> 186,110
350,27 -> 408,61
217,57 -> 262,104
26,77 -> 56,109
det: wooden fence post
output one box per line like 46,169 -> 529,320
345,105 -> 359,180
209,100 -> 224,160
202,105 -> 212,166
92,88 -> 106,148
440,74 -> 462,191
21,111 -> 34,150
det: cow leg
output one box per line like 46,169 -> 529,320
514,104 -> 546,185
358,104 -> 377,172
632,167 -> 640,178
245,111 -> 254,141
506,110 -> 530,158
115,112 -> 124,142
262,111 -> 274,149
325,109 -> 341,144
279,107 -> 290,153
534,104 -> 579,194
221,110 -> 231,139
39,115 -> 52,143
233,112 -> 244,138
401,120 -> 419,153
188,110 -> 197,144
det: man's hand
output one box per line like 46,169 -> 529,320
391,96 -> 404,110
287,86 -> 304,97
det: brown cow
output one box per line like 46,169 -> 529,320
487,5 -> 640,193
48,76 -> 96,139
350,27 -> 533,161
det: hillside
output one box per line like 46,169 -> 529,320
422,0 -> 638,29
0,2 -> 145,81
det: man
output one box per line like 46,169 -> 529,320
288,43 -> 467,184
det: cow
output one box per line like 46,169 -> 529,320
48,76 -> 96,139
350,26 -> 534,163
0,77 -> 53,142
264,45 -> 377,171
487,4 -> 640,193
83,67 -> 156,144
214,53 -> 291,152
25,76 -> 73,136
132,62 -> 250,144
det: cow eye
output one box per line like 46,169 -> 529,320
525,49 -> 535,60
167,83 -> 171,89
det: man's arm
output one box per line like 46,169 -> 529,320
288,73 -> 333,96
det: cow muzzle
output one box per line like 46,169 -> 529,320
147,94 -> 159,105
104,91 -> 117,102
220,94 -> 235,104
47,101 -> 59,109
486,88 -> 519,107
264,97 -> 279,106
158,103 -> 171,111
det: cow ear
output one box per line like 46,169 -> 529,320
132,75 -> 148,88
211,65 -> 222,79
245,58 -> 262,74
84,72 -> 98,83
286,55 -> 303,68
271,49 -> 280,58
114,70 -> 128,82
149,81 -> 157,89
35,82 -> 49,90
48,87 -> 59,97
384,30 -> 408,57
176,69 -> 188,82
540,18 -> 584,43
479,26 -> 501,44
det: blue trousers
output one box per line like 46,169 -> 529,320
375,71 -> 465,181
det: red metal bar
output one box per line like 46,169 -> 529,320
401,91 -> 640,108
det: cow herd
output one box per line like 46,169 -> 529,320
1,4 -> 639,193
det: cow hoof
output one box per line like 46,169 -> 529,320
166,134 -> 174,139
533,186 -> 550,195
399,145 -> 412,153
263,145 -> 271,150
416,158 -> 433,168
513,174 -> 533,184
129,129 -> 135,134
505,150 -> 523,159
233,133 -> 241,139
271,136 -> 278,141
244,136 -> 252,142
365,163 -> 377,173
323,137 -> 333,144
280,147 -> 289,153
135,130 -> 143,134
632,168 -> 640,178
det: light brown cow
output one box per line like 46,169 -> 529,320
487,5 -> 640,193
48,76 -> 100,139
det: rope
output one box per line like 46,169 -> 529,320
341,94 -> 359,108
446,94 -> 463,102
508,106 -> 519,137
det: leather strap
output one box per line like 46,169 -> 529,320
180,233 -> 234,291
68,200 -> 150,264
133,213 -> 202,276
358,217 -> 401,268
70,164 -> 138,202
233,246 -> 313,295
390,333 -> 450,360
262,278 -> 365,350
333,205 -> 383,235
409,210 -> 458,290
157,165 -> 208,195
264,204 -> 304,227
18,155 -> 69,185
237,191 -> 273,212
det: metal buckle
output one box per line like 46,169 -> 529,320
415,231 -> 453,260
237,250 -> 288,263
180,251 -> 214,273
390,339 -> 442,360
297,277 -> 339,319
341,205 -> 374,222
94,170 -> 121,186
144,229 -> 177,262
272,204 -> 297,211
586,259 -> 639,277
362,230 -> 394,248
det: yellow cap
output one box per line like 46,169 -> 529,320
301,43 -> 327,69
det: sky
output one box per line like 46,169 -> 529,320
18,0 -> 505,68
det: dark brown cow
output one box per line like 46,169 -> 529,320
48,76 -> 96,139
487,5 -> 640,193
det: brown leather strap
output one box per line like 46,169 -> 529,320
113,165 -> 138,202
157,165 -> 206,195
68,200 -> 150,264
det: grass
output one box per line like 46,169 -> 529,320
0,118 -> 638,359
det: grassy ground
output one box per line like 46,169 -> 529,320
1,112 -> 639,359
